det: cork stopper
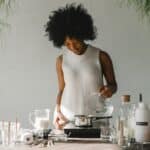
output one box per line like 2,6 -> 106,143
121,95 -> 130,102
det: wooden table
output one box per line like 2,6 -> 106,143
0,143 -> 121,150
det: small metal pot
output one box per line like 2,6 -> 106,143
74,115 -> 92,127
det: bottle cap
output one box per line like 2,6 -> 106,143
121,95 -> 130,102
139,93 -> 142,102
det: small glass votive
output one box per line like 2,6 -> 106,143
101,126 -> 111,140
100,125 -> 117,143
0,121 -> 20,146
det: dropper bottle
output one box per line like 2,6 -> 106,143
135,93 -> 150,142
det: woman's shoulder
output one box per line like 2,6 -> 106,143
88,44 -> 101,52
56,54 -> 63,65
100,50 -> 110,58
89,44 -> 109,55
98,50 -> 112,64
89,44 -> 111,61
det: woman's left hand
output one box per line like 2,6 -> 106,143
99,85 -> 113,98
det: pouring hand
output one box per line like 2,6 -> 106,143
53,111 -> 68,129
99,85 -> 112,98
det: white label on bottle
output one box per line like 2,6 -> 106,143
136,122 -> 148,126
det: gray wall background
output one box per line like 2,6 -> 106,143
0,0 -> 150,128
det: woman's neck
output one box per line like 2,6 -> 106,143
78,42 -> 88,55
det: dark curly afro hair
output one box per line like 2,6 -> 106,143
45,3 -> 97,48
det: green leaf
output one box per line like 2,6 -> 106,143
118,0 -> 150,22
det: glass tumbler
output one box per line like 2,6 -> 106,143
0,121 -> 20,146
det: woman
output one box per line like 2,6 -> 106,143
45,4 -> 117,129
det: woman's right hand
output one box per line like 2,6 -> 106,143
53,111 -> 68,129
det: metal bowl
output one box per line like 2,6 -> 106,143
74,115 -> 92,127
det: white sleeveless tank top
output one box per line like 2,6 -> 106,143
55,44 -> 104,121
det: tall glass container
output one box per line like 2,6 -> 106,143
118,95 -> 131,147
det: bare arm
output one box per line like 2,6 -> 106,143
56,55 -> 65,112
99,50 -> 117,97
54,55 -> 68,129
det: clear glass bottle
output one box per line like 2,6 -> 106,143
128,103 -> 136,140
118,95 -> 131,147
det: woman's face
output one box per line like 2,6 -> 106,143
64,37 -> 85,55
